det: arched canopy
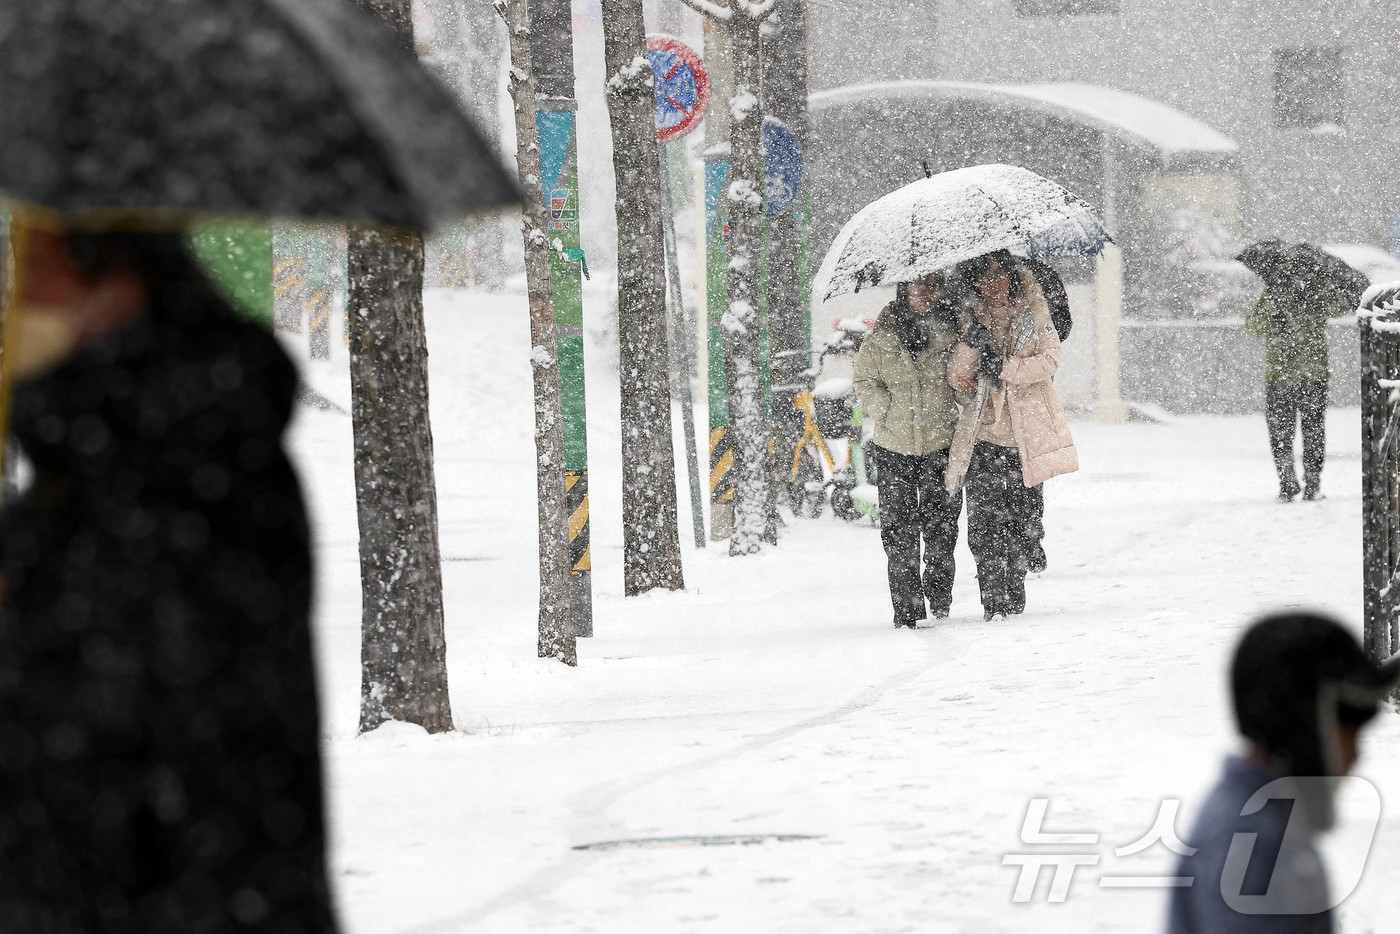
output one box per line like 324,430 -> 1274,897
805,80 -> 1241,291
810,80 -> 1238,172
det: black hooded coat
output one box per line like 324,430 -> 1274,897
0,263 -> 338,932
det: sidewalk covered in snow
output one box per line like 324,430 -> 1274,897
289,290 -> 1400,934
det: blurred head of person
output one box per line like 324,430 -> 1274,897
1231,611 -> 1399,826
10,228 -> 149,383
9,227 -> 230,384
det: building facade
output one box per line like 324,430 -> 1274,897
809,0 -> 1400,248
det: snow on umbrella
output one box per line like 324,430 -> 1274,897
813,164 -> 1110,302
0,0 -> 518,229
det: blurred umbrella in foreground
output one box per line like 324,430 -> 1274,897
0,0 -> 521,473
1237,239 -> 1370,310
812,163 -> 1110,302
0,2 -> 517,924
0,0 -> 518,227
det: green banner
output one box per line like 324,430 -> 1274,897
188,219 -> 273,328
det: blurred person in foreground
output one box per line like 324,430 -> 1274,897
1167,612 -> 1399,934
1243,254 -> 1350,502
852,270 -> 965,628
947,251 -> 1077,620
0,228 -> 339,933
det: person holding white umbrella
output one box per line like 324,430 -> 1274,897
946,250 -> 1078,620
852,271 -> 965,628
814,164 -> 1105,623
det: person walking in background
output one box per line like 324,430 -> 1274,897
947,251 -> 1077,620
1166,612 -> 1399,933
1241,245 -> 1350,502
853,271 -> 964,628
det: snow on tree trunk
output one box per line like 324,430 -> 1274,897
722,11 -> 771,556
499,0 -> 578,663
599,0 -> 687,594
348,0 -> 453,733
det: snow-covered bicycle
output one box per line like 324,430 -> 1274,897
779,321 -> 876,523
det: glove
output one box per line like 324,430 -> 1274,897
961,321 -> 989,350
978,348 -> 1002,380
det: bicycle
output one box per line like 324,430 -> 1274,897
776,321 -> 876,523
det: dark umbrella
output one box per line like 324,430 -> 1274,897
0,0 -> 518,228
1236,239 -> 1370,310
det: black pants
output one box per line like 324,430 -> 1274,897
873,445 -> 962,622
1025,482 -> 1046,569
1265,381 -> 1327,490
966,442 -> 1037,613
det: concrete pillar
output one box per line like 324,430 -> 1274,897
1094,244 -> 1129,423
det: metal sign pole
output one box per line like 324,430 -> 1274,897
659,143 -> 707,549
646,35 -> 712,549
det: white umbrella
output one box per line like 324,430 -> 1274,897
813,163 -> 1110,302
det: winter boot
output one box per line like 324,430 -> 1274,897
1278,465 -> 1300,503
1028,544 -> 1048,574
1303,473 -> 1323,501
1006,581 -> 1027,616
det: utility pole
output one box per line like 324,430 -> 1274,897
349,0 -> 454,730
701,15 -> 734,542
530,0 -> 596,635
498,0 -> 578,665
764,0 -> 811,467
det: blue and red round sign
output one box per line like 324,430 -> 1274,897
646,36 -> 709,143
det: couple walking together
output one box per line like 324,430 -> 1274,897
853,252 -> 1078,624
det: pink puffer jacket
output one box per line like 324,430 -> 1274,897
945,267 -> 1078,492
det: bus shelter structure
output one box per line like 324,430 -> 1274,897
808,80 -> 1240,419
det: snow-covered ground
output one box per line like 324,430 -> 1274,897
287,289 -> 1400,934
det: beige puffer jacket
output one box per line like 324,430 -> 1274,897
946,267 -> 1078,491
852,306 -> 962,456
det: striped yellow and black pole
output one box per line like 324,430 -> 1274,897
709,425 -> 735,523
705,150 -> 736,542
565,466 -> 590,604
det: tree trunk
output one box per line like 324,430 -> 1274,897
501,0 -> 578,663
349,0 -> 453,733
600,0 -> 687,594
723,11 -> 771,556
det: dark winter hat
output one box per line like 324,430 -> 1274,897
1232,612 -> 1399,776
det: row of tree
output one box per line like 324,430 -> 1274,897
351,0 -> 810,734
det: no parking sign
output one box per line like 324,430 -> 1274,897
646,36 -> 709,143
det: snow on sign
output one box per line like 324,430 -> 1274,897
646,36 -> 709,143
